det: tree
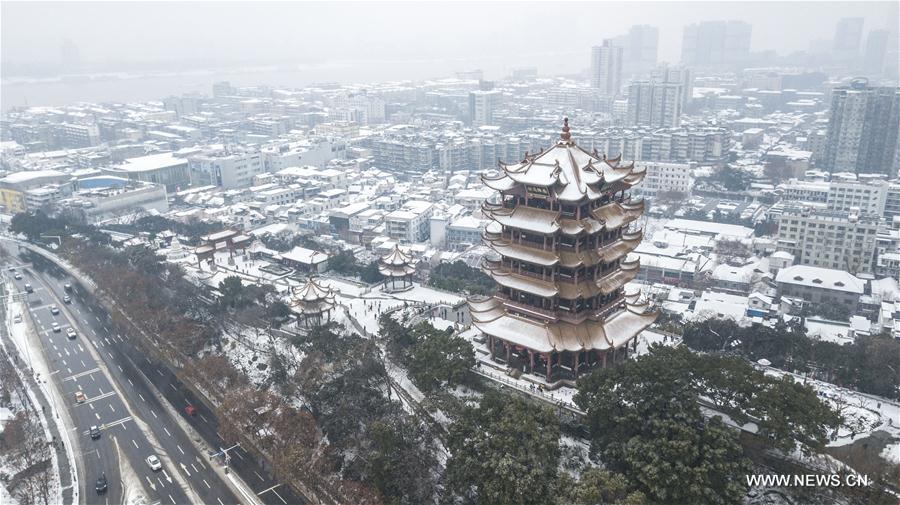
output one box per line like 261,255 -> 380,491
360,261 -> 382,284
443,391 -> 560,505
328,249 -> 359,276
428,261 -> 493,295
575,347 -> 748,504
217,275 -> 246,309
556,469 -> 647,505
406,323 -> 474,392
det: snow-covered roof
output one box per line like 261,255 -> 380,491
775,265 -> 865,295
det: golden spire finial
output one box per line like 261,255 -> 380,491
560,117 -> 571,142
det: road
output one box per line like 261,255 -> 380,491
11,244 -> 305,505
4,248 -> 240,505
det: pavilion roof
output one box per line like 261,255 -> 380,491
482,118 -> 644,202
468,295 -> 657,354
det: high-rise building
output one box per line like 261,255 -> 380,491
651,65 -> 693,109
834,17 -> 864,63
212,81 -> 234,97
822,79 -> 900,177
471,118 -> 656,381
614,25 -> 659,76
681,20 -> 752,68
590,39 -> 623,96
626,80 -> 683,128
863,30 -> 890,76
59,38 -> 81,72
469,89 -> 502,127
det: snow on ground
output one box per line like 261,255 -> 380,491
220,323 -> 304,389
2,298 -> 63,505
760,366 -> 900,451
881,442 -> 900,465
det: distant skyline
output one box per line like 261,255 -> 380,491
2,1 -> 898,81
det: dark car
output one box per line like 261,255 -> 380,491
64,283 -> 72,292
90,426 -> 101,439
95,474 -> 108,494
63,295 -> 71,304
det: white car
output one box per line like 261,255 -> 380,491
50,305 -> 60,315
146,455 -> 162,471
66,328 -> 77,340
51,323 -> 61,333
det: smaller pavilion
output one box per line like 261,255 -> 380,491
291,277 -> 337,327
378,245 -> 416,293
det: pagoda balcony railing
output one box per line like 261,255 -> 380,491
495,294 -> 558,321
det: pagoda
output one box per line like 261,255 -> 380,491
291,277 -> 337,327
378,245 -> 416,293
468,118 -> 658,383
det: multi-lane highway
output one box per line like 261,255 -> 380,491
4,248 -> 241,505
4,241 -> 304,505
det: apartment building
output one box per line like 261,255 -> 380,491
776,206 -> 879,274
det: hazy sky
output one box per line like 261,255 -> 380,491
2,1 -> 898,79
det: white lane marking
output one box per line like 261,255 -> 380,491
167,495 -> 175,505
80,359 -> 86,367
163,427 -> 171,436
131,439 -> 138,449
150,410 -> 158,419
139,394 -> 146,402
272,489 -> 288,504
176,445 -> 184,455
198,414 -> 208,423
127,378 -> 134,386
156,369 -> 164,377
254,470 -> 265,482
257,484 -> 282,496
117,365 -> 123,372
109,404 -> 115,413
190,463 -> 198,473
217,498 -> 224,505
74,390 -> 117,406
95,412 -> 101,420
202,479 -> 210,489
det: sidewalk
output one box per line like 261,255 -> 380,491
0,289 -> 76,505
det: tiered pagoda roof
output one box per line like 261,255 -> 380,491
469,289 -> 656,354
468,118 -> 658,373
378,245 -> 416,278
291,277 -> 336,316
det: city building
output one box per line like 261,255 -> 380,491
776,206 -> 879,274
833,17 -> 865,63
189,148 -> 264,189
385,200 -> 434,243
61,180 -> 168,222
590,39 -> 623,95
636,161 -> 694,197
681,20 -> 752,68
0,169 -> 72,213
626,80 -> 683,128
59,123 -> 101,148
105,153 -> 191,192
775,264 -> 865,313
613,25 -> 659,77
469,119 -> 657,382
821,79 -> 900,177
863,29 -> 890,76
469,90 -> 502,127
